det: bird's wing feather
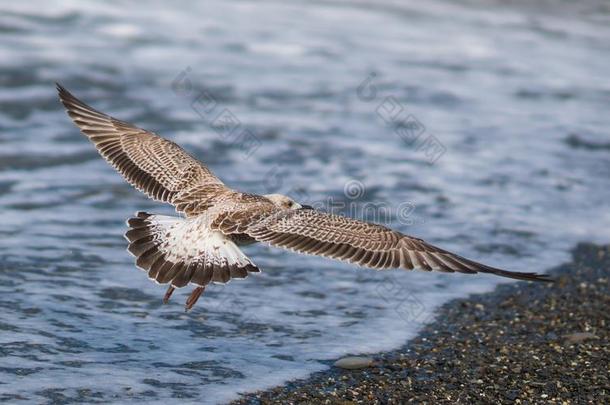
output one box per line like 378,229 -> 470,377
57,84 -> 227,213
234,208 -> 551,282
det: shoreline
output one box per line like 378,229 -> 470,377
232,243 -> 609,404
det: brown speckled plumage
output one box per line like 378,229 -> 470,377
57,84 -> 551,310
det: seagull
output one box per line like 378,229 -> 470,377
57,84 -> 551,310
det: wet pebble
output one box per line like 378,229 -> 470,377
563,332 -> 598,344
333,357 -> 374,370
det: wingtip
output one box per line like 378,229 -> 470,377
505,271 -> 554,283
56,82 -> 73,106
56,82 -> 67,97
55,83 -> 107,119
471,260 -> 554,283
533,273 -> 554,283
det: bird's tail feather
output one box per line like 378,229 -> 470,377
125,212 -> 259,288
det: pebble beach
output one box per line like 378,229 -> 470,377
234,243 -> 609,404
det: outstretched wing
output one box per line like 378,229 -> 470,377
57,84 -> 227,213
232,208 -> 551,282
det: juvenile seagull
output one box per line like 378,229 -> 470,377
57,84 -> 551,310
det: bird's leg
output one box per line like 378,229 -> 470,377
163,285 -> 175,304
185,286 -> 205,311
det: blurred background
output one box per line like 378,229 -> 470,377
1,0 -> 609,403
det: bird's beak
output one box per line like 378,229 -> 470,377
300,204 -> 314,210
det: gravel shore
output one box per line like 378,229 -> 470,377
233,243 -> 609,404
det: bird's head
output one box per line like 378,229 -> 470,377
263,193 -> 313,210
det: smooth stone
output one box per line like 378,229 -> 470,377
563,332 -> 597,344
334,356 -> 374,370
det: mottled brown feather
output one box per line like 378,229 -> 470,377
229,208 -> 551,282
124,212 -> 260,290
57,84 -> 228,215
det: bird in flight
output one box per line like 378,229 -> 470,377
57,84 -> 551,310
